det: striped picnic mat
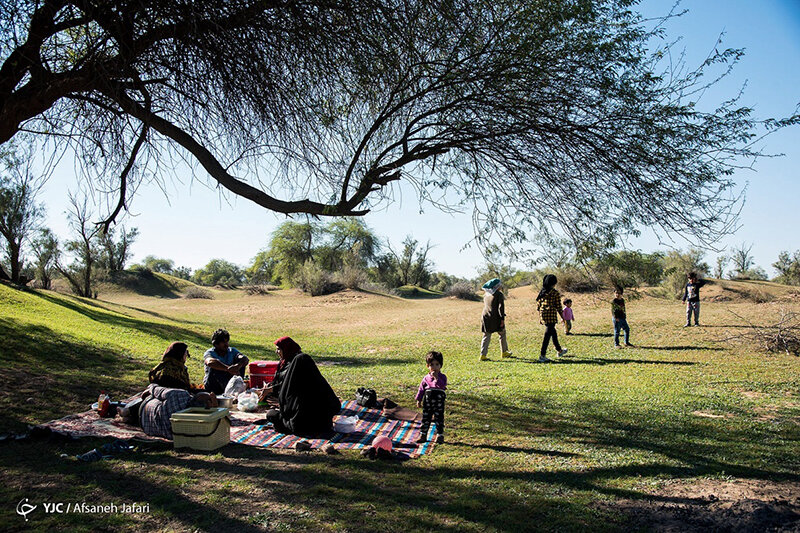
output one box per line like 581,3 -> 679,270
230,400 -> 437,458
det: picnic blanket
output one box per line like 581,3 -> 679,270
41,400 -> 437,457
231,400 -> 436,458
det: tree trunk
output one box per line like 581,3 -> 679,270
9,241 -> 21,283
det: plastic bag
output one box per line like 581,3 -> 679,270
237,391 -> 259,412
224,376 -> 246,398
333,415 -> 359,433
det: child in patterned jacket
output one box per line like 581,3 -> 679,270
415,350 -> 447,444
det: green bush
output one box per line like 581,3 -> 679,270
296,261 -> 342,296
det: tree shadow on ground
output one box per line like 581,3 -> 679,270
34,291 -> 208,345
635,345 -> 724,351
0,317 -> 151,431
448,440 -> 580,457
513,357 -> 696,366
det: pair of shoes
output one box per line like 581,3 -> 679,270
100,439 -> 134,456
294,440 -> 312,452
614,344 -> 623,349
536,356 -> 551,363
360,447 -> 377,459
558,348 -> 568,357
695,323 -> 700,326
479,353 -> 489,361
501,351 -> 513,358
624,343 -> 634,347
435,434 -> 444,444
76,449 -> 108,462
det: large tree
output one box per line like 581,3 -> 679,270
1,1 -> 794,249
0,145 -> 44,283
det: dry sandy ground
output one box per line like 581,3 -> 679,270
601,478 -> 800,532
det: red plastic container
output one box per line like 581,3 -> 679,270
249,360 -> 279,388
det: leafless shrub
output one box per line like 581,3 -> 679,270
447,282 -> 480,301
721,309 -> 800,356
184,286 -> 214,299
243,284 -> 278,295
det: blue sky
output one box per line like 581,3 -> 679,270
35,1 -> 800,279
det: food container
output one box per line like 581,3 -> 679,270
216,395 -> 234,408
170,407 -> 230,451
249,360 -> 280,388
333,415 -> 359,433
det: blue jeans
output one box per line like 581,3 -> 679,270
613,318 -> 630,346
686,301 -> 700,325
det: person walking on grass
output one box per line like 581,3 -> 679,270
612,287 -> 633,349
480,278 -> 512,360
682,271 -> 707,327
536,274 -> 568,362
562,298 -> 575,335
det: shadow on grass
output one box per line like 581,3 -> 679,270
34,291 -> 208,346
513,357 -> 696,366
571,332 -> 613,337
635,345 -> 724,351
0,317 -> 151,431
449,440 -> 580,457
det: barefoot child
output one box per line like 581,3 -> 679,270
415,351 -> 447,444
562,299 -> 574,335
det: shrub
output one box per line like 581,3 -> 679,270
359,281 -> 397,296
296,261 -> 342,296
335,264 -> 368,290
243,284 -> 278,295
184,286 -> 213,299
446,281 -> 480,300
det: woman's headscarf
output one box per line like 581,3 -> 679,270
275,336 -> 302,370
149,342 -> 191,390
482,278 -> 501,295
162,342 -> 189,361
536,274 -> 558,301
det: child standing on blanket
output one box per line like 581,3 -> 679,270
415,350 -> 447,444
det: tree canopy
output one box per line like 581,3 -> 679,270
1,0 -> 795,250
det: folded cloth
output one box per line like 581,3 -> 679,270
380,398 -> 421,422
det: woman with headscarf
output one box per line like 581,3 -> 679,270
148,342 -> 192,390
259,336 -> 341,436
480,278 -> 512,361
535,274 -> 568,362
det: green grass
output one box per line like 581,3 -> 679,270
1,281 -> 798,531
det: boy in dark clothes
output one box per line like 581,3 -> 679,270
682,272 -> 707,327
612,287 -> 633,348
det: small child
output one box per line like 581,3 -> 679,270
611,287 -> 633,348
415,350 -> 447,444
562,299 -> 574,335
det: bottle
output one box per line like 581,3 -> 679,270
98,391 -> 110,417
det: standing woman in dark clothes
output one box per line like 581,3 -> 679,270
535,274 -> 568,362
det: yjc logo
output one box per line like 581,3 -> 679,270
16,498 -> 37,521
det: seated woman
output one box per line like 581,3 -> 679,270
258,336 -> 341,436
148,342 -> 193,390
139,384 -> 218,439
